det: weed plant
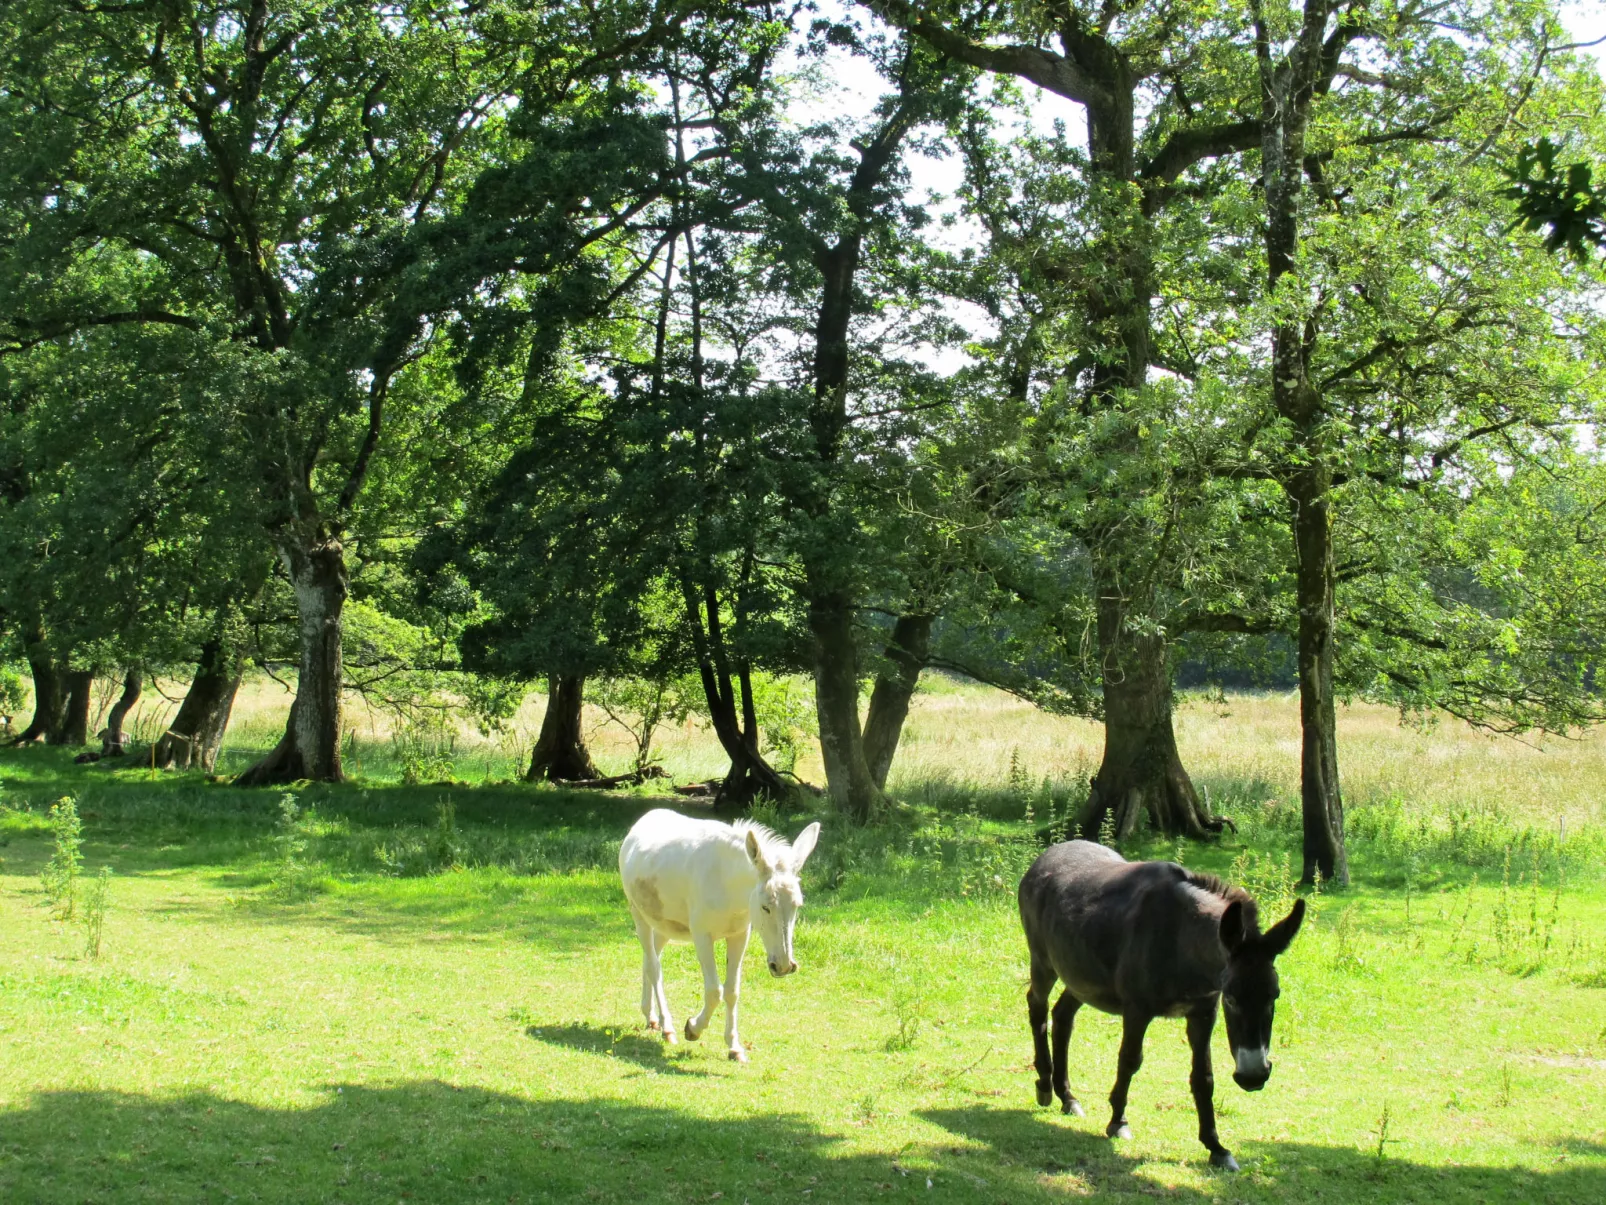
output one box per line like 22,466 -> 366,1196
81,866 -> 111,960
39,796 -> 82,919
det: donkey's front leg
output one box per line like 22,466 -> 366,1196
683,930 -> 722,1042
1106,1012 -> 1151,1141
722,927 -> 749,1062
1187,1002 -> 1236,1171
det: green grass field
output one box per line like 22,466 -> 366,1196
2,684 -> 1604,1203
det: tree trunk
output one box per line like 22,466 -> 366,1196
52,670 -> 94,746
862,612 -> 931,791
11,646 -> 65,745
677,576 -> 790,805
1292,477 -> 1349,886
154,640 -> 244,771
810,595 -> 882,822
1257,6 -> 1351,887
101,668 -> 142,755
1079,598 -> 1220,840
236,538 -> 347,785
526,674 -> 599,782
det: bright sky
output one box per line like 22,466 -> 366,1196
1562,0 -> 1606,66
803,1 -> 1606,216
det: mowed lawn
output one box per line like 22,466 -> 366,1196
2,687 -> 1605,1204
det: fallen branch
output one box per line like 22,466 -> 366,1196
556,765 -> 670,790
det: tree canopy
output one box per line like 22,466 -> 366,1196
2,0 -> 1603,878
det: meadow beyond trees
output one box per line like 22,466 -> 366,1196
1,1 -> 1606,1196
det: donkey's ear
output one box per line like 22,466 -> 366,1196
745,829 -> 770,874
1263,897 -> 1307,958
790,822 -> 820,870
1219,900 -> 1249,953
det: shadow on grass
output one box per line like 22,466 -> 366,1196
0,1084 -> 1599,1204
127,865 -> 636,955
523,1021 -> 712,1076
921,1104 -> 1606,1204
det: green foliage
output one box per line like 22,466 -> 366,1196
1504,137 -> 1606,261
0,665 -> 26,732
80,866 -> 111,961
591,674 -> 699,773
391,715 -> 459,787
40,796 -> 82,920
748,674 -> 818,776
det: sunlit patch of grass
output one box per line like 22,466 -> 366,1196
2,684 -> 1605,1201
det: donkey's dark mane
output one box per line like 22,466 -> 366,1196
1180,869 -> 1259,929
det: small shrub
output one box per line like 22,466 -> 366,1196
751,673 -> 817,775
0,663 -> 26,736
431,799 -> 460,869
1006,746 -> 1027,794
81,866 -> 111,960
274,792 -> 305,869
591,675 -> 698,773
392,715 -> 457,785
267,792 -> 326,900
884,981 -> 925,1053
1228,847 -> 1298,921
1330,906 -> 1367,974
41,797 -> 84,920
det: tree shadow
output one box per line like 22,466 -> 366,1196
921,1103 -> 1606,1204
135,867 -> 634,954
522,1021 -> 712,1076
0,1082 -> 985,1205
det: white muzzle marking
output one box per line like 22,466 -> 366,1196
1234,1046 -> 1270,1078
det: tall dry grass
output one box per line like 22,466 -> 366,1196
189,672 -> 1606,837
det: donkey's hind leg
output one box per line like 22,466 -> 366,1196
1027,956 -> 1057,1107
632,910 -> 659,1029
633,911 -> 675,1042
650,927 -> 676,1043
1051,990 -> 1085,1116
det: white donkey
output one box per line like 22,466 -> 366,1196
618,808 -> 820,1062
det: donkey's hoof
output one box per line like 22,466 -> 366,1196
1210,1152 -> 1239,1173
1062,1097 -> 1085,1117
663,1029 -> 677,1045
1107,1122 -> 1133,1141
647,1021 -> 661,1033
1035,1082 -> 1053,1107
728,1049 -> 749,1063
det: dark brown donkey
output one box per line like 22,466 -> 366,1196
1018,840 -> 1306,1171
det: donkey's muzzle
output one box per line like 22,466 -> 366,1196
1232,1069 -> 1270,1091
768,960 -> 797,977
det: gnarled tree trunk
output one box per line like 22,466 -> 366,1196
155,639 -> 244,772
810,595 -> 881,822
11,642 -> 65,745
862,612 -> 931,791
1079,603 -> 1219,840
53,670 -> 94,746
101,668 -> 142,755
526,674 -> 598,782
678,575 -> 790,806
237,538 -> 347,785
